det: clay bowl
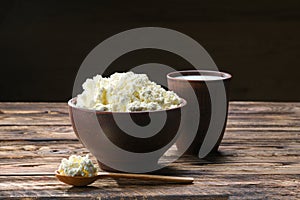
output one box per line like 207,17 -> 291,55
68,98 -> 187,173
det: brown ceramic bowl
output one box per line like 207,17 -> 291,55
68,97 -> 186,172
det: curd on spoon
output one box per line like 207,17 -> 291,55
57,154 -> 97,177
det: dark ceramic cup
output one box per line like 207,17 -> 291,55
167,70 -> 231,157
68,98 -> 187,172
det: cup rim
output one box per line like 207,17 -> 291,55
167,70 -> 232,82
68,97 -> 187,114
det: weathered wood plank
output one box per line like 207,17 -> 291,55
0,102 -> 67,113
3,112 -> 300,127
0,174 -> 230,199
1,101 -> 300,114
1,102 -> 300,127
0,141 -> 299,175
0,126 -> 77,141
0,125 -> 299,141
0,113 -> 70,126
0,174 -> 298,199
0,102 -> 299,199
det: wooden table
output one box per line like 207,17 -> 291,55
0,102 -> 299,199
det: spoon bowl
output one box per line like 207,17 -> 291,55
55,172 -> 99,186
55,171 -> 193,186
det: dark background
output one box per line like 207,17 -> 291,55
1,0 -> 300,102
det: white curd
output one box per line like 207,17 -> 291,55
58,155 -> 97,177
76,72 -> 181,112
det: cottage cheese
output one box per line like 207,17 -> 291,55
76,72 -> 182,112
58,155 -> 97,177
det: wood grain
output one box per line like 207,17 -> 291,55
0,102 -> 299,199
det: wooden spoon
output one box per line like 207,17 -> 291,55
55,171 -> 194,186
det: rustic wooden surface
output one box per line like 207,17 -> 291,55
0,102 -> 299,199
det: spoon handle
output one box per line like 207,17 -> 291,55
99,172 -> 194,184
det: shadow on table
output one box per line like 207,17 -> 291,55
176,151 -> 230,165
65,151 -> 228,189
65,182 -> 229,200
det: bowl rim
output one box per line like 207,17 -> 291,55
68,97 -> 187,114
167,70 -> 232,82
